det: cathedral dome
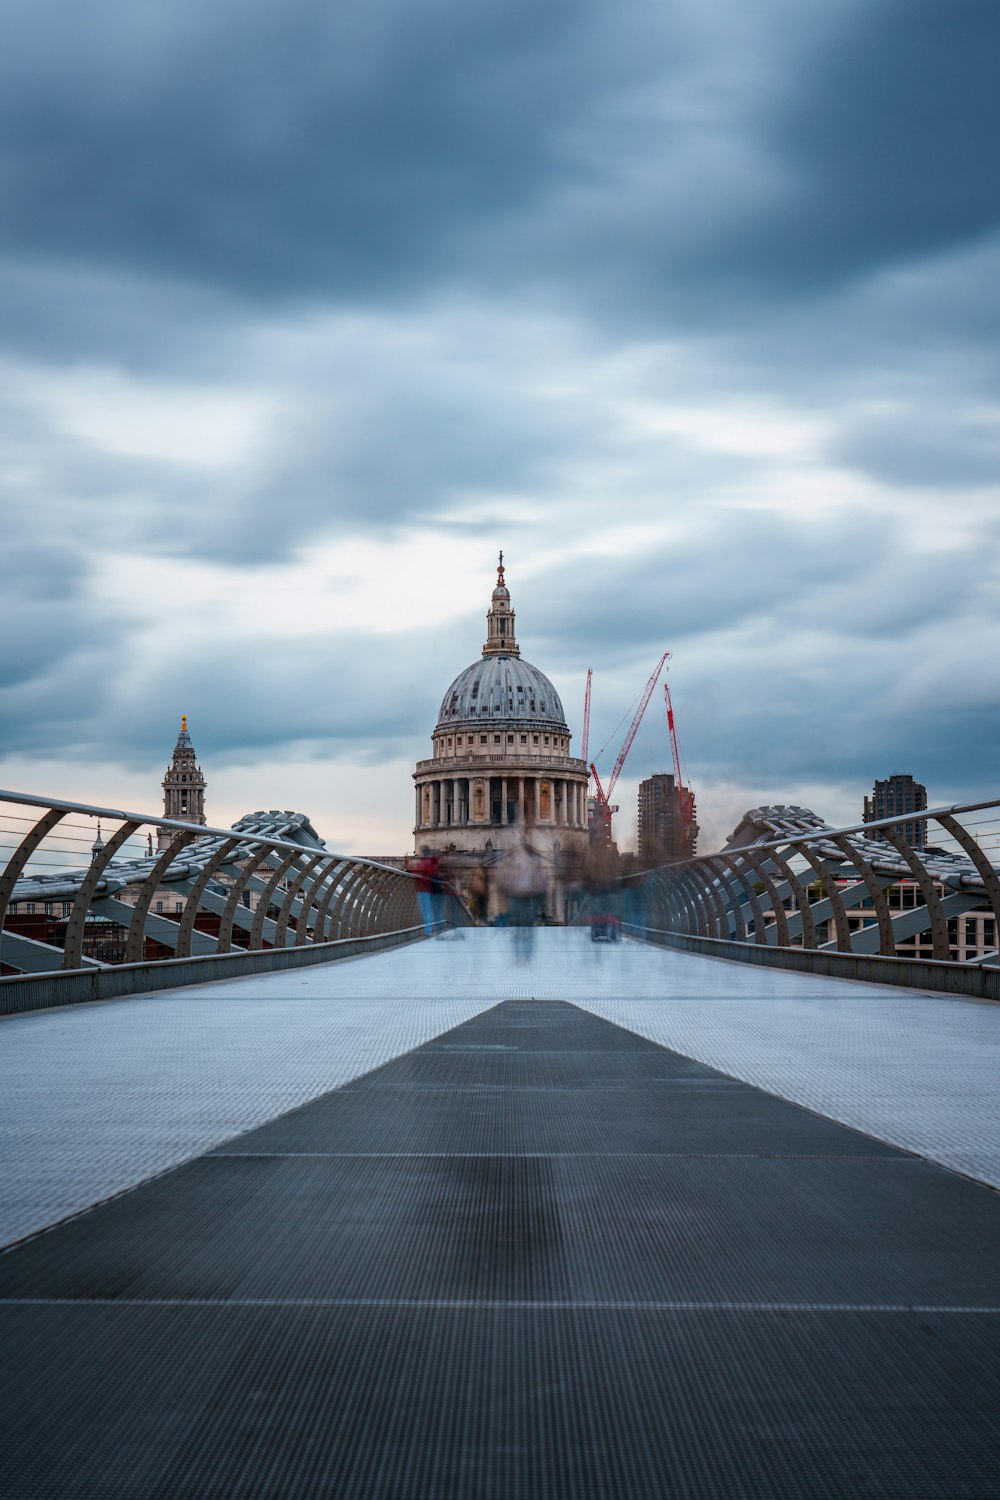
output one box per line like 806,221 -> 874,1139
437,655 -> 567,731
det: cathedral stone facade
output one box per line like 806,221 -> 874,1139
413,559 -> 589,914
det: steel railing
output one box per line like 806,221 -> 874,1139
578,797 -> 1000,993
0,790 -> 470,1009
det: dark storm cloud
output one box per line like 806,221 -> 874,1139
0,0 -> 666,305
831,408 -> 1000,490
746,0 -> 1000,291
526,510 -> 977,667
2,0 -> 995,341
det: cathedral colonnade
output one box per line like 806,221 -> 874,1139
414,770 -> 589,836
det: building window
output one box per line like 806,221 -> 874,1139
45,901 -> 53,915
456,736 -> 462,746
533,735 -> 539,744
156,901 -> 163,913
544,735 -> 550,744
26,903 -> 35,914
494,735 -> 501,745
520,735 -> 527,744
480,735 -> 487,744
62,902 -> 72,917
175,901 -> 183,912
507,734 -> 514,743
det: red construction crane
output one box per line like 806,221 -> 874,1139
581,668 -> 592,765
664,678 -> 698,856
590,650 -> 670,843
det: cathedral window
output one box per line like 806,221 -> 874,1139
494,735 -> 500,745
521,735 -> 527,744
533,735 -> 539,744
480,735 -> 487,744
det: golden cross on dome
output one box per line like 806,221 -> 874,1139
497,549 -> 505,583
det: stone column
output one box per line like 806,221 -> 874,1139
501,776 -> 508,825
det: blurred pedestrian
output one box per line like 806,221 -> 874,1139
467,865 -> 489,925
497,836 -> 547,959
407,846 -> 441,937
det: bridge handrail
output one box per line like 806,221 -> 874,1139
582,794 -> 1000,979
0,789 -> 471,1000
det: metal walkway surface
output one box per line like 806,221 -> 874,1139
5,932 -> 1000,1496
6,930 -> 1000,1252
4,990 -> 1000,1497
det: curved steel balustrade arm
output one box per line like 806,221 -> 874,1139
827,834 -> 895,956
704,856 -> 747,942
216,849 -> 277,954
294,858 -> 344,946
176,838 -> 242,959
716,852 -> 768,945
0,808 -> 69,936
878,826 -> 950,961
792,845 -> 853,953
274,852 -> 327,947
249,851 -> 304,950
63,821 -> 142,970
936,814 -> 1000,940
125,829 -> 202,962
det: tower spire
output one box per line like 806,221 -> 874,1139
483,552 -> 519,658
159,715 -> 207,849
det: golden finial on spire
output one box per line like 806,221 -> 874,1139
181,714 -> 188,732
497,549 -> 505,585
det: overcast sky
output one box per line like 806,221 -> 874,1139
2,0 -> 998,853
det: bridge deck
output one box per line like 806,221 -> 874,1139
3,932 -> 1000,1494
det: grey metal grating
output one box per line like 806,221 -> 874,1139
3,999 -> 1000,1497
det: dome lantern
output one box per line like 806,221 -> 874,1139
483,550 -> 520,659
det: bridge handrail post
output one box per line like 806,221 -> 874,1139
273,852 -> 327,947
935,813 -> 1000,943
294,857 -> 344,946
826,834 -> 895,956
63,820 -> 142,970
877,825 -> 951,961
125,830 -> 202,962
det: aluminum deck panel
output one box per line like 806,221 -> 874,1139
3,999 -> 1000,1497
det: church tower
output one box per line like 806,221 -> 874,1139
159,716 -> 207,849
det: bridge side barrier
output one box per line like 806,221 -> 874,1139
576,795 -> 1000,992
624,924 -> 1000,1004
1,790 -> 471,1003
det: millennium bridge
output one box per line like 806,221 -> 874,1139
3,788 -> 1000,1497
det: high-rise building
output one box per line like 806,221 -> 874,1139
863,773 -> 927,849
159,715 -> 207,849
638,772 -> 696,862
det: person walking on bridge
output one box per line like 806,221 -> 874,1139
497,835 -> 548,960
407,847 -> 441,937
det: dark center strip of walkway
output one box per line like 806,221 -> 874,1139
3,999 -> 1000,1498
